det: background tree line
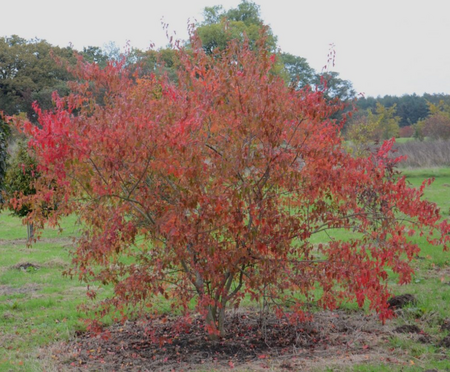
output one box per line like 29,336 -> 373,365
347,96 -> 450,151
356,93 -> 450,128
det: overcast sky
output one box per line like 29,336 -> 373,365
2,0 -> 450,97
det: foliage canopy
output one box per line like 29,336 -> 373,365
346,103 -> 400,156
422,101 -> 450,140
3,140 -> 38,217
0,116 -> 9,201
0,35 -> 74,123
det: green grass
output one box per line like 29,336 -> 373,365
359,167 -> 450,371
0,212 -> 80,240
1,167 -> 450,371
0,213 -> 109,371
395,137 -> 434,144
395,137 -> 416,144
402,167 -> 450,217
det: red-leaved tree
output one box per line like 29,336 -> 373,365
423,113 -> 450,140
11,32 -> 450,339
399,125 -> 414,138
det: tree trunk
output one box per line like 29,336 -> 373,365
206,304 -> 226,340
27,222 -> 34,242
218,306 -> 226,336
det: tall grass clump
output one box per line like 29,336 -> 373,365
394,140 -> 450,168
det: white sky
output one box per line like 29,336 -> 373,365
2,0 -> 450,97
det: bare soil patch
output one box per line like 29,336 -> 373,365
13,262 -> 40,271
0,283 -> 41,296
393,324 -> 421,334
47,309 -> 407,372
0,237 -> 74,246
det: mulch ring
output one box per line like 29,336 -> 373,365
387,294 -> 417,309
13,262 -> 40,271
49,309 -> 402,372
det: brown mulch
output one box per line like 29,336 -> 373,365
47,309 -> 403,372
441,319 -> 450,332
387,294 -> 417,309
393,324 -> 421,334
392,324 -> 434,344
440,335 -> 450,348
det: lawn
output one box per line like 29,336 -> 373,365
0,213 -> 119,371
395,137 -> 416,144
1,168 -> 450,371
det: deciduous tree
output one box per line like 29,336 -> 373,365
12,32 -> 450,339
196,1 -> 277,54
399,125 -> 414,138
370,103 -> 400,140
314,71 -> 356,102
422,101 -> 450,140
279,52 -> 315,89
0,115 -> 9,202
0,35 -> 74,123
346,103 -> 400,154
423,113 -> 450,140
3,140 -> 39,240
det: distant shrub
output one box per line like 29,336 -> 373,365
422,113 -> 450,140
3,140 -> 39,241
399,125 -> 414,138
345,103 -> 400,156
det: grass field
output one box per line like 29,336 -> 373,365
1,168 -> 450,371
0,214 -> 117,371
395,137 -> 416,144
